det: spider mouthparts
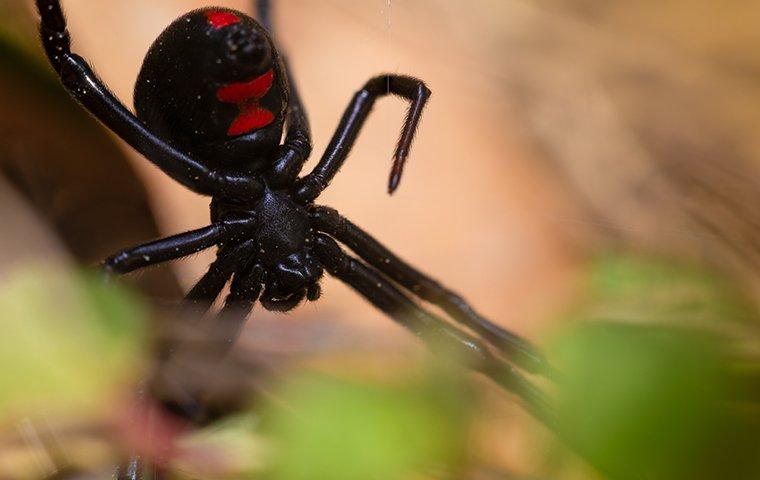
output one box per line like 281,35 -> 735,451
260,288 -> 307,312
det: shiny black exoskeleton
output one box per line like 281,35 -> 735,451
36,0 -> 552,437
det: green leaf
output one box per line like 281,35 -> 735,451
0,267 -> 146,421
261,370 -> 472,480
551,322 -> 760,479
584,254 -> 757,326
546,254 -> 760,479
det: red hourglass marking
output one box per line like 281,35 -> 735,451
216,69 -> 275,136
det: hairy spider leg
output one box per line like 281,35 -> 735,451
310,206 -> 553,377
254,0 -> 314,187
35,0 -> 262,198
295,74 -> 431,202
313,234 -> 553,423
102,219 -> 252,275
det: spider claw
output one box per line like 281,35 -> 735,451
388,157 -> 405,194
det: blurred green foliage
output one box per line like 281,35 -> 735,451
182,254 -> 760,480
260,368 -> 473,480
584,254 -> 757,326
548,255 -> 760,479
0,267 -> 146,422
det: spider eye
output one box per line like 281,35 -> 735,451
205,10 -> 241,29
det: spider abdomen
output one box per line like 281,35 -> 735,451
134,7 -> 288,168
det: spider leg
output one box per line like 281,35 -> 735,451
253,0 -> 273,32
313,233 -> 553,424
115,458 -> 142,480
294,75 -> 431,202
103,219 -> 250,276
128,265 -> 263,480
310,206 -> 552,377
213,264 -> 265,350
183,261 -> 231,314
158,264 -> 264,422
168,275 -> 263,422
253,0 -> 313,187
34,0 -> 263,198
110,224 -> 253,480
184,240 -> 258,314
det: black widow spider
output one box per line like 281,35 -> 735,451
35,0 -> 553,425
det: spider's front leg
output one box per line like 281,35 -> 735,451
294,75 -> 431,202
313,233 -> 553,424
103,225 -> 222,277
310,206 -> 552,376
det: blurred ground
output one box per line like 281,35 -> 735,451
497,0 -> 760,302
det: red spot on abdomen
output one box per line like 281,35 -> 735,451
205,10 -> 241,29
227,108 -> 275,136
217,70 -> 274,103
216,69 -> 276,136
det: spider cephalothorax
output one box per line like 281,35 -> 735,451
36,1 -> 553,476
210,186 -> 324,312
135,7 -> 288,166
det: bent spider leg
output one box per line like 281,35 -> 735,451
313,233 -> 554,425
310,206 -> 553,377
35,0 -> 263,198
295,74 -> 431,202
103,219 -> 250,277
254,0 -> 313,186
